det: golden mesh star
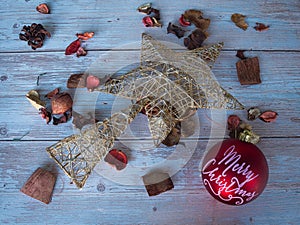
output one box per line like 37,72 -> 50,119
46,34 -> 244,188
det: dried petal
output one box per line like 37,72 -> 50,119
72,111 -> 98,129
86,75 -> 100,91
45,88 -> 59,99
52,110 -> 72,125
254,22 -> 270,32
179,14 -> 191,27
236,50 -> 247,60
167,22 -> 186,39
162,124 -> 181,146
227,115 -> 241,130
142,16 -> 154,27
231,13 -> 248,30
39,108 -> 51,124
104,149 -> 128,170
26,90 -> 46,110
137,3 -> 152,14
65,39 -> 81,55
36,3 -> 50,14
247,107 -> 261,120
76,32 -> 94,40
259,110 -> 278,123
76,47 -> 87,57
51,93 -> 73,114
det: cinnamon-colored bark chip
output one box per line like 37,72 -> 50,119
236,57 -> 261,85
142,172 -> 174,196
20,168 -> 56,204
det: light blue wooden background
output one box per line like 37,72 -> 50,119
0,0 -> 299,224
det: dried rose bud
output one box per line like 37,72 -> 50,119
76,47 -> 87,57
51,93 -> 73,114
247,107 -> 261,120
76,32 -> 94,40
104,149 -> 128,170
227,115 -> 241,130
259,110 -> 278,123
65,39 -> 81,55
36,3 -> 50,14
179,14 -> 191,26
86,75 -> 100,91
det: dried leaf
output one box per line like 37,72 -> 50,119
259,110 -> 278,122
51,93 -> 73,114
183,10 -> 210,30
184,28 -> 208,50
76,32 -> 94,40
231,13 -> 248,30
167,22 -> 186,39
53,110 -> 72,125
65,39 -> 81,55
26,90 -> 46,111
254,22 -> 270,32
162,124 -> 181,146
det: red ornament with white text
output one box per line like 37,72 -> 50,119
201,139 -> 268,205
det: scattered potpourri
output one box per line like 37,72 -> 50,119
247,107 -> 278,123
138,3 -> 161,27
19,23 -> 51,50
104,149 -> 128,170
167,22 -> 186,38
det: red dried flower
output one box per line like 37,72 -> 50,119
104,149 -> 128,170
65,39 -> 81,55
227,115 -> 241,130
259,110 -> 278,122
179,14 -> 191,27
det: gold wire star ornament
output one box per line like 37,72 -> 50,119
46,34 -> 244,188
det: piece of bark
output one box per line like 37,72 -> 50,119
20,168 -> 56,204
142,172 -> 174,196
67,73 -> 87,88
236,57 -> 261,85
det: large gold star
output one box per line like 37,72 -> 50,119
46,34 -> 244,188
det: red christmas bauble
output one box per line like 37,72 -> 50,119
201,139 -> 268,206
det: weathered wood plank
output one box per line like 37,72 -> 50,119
0,139 -> 299,224
0,51 -> 299,140
0,0 -> 299,52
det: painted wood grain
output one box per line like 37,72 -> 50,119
0,139 -> 299,224
0,0 -> 299,52
0,51 -> 299,140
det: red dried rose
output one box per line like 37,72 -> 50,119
65,39 -> 81,55
227,115 -> 241,130
104,149 -> 128,170
259,110 -> 278,122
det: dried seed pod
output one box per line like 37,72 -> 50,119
247,107 -> 261,120
36,3 -> 50,14
231,13 -> 248,30
104,149 -> 128,170
51,93 -> 73,114
259,110 -> 278,123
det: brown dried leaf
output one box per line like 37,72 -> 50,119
254,23 -> 270,32
183,10 -> 210,30
51,93 -> 73,114
67,73 -> 87,88
259,110 -> 278,122
184,28 -> 208,50
231,13 -> 248,30
167,22 -> 186,39
46,88 -> 59,99
236,50 -> 247,60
